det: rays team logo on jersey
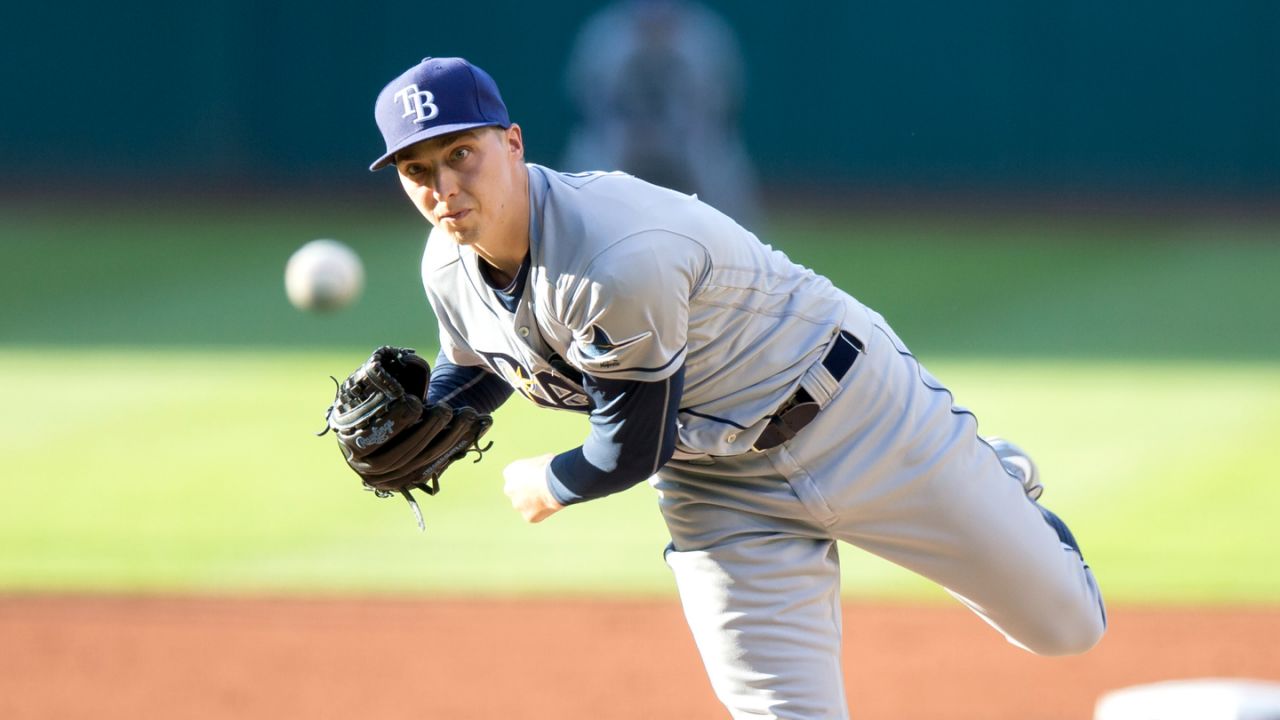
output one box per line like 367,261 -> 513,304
478,350 -> 591,412
392,83 -> 439,123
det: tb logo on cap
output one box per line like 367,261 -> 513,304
393,83 -> 439,123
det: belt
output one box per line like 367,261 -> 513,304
752,330 -> 862,452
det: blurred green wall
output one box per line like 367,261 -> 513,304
4,0 -> 1276,194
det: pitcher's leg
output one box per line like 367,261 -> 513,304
655,457 -> 850,719
838,433 -> 1106,656
665,535 -> 848,720
780,318 -> 1106,656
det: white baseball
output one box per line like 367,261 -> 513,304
284,239 -> 365,312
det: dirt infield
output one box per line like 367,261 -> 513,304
1,596 -> 1276,720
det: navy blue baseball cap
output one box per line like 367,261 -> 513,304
370,57 -> 511,171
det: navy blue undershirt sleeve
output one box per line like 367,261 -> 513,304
426,350 -> 513,414
546,365 -> 684,506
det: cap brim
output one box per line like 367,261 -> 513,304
369,121 -> 503,171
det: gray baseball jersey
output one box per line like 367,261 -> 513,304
424,163 -> 872,457
421,163 -> 1105,719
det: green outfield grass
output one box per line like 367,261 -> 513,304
1,205 -> 1277,602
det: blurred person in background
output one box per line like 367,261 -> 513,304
561,0 -> 760,228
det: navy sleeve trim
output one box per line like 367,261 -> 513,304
545,365 -> 685,505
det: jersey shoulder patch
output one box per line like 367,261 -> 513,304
579,324 -> 653,359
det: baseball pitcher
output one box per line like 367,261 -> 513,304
327,56 -> 1106,720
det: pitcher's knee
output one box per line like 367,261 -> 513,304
1027,618 -> 1104,656
1019,597 -> 1106,657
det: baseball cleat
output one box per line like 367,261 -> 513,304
985,436 -> 1044,501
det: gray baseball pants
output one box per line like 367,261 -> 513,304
654,308 -> 1106,719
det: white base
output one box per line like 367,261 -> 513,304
1095,678 -> 1280,720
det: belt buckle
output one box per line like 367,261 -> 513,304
752,393 -> 820,452
751,330 -> 860,453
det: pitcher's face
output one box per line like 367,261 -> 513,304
395,125 -> 526,248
